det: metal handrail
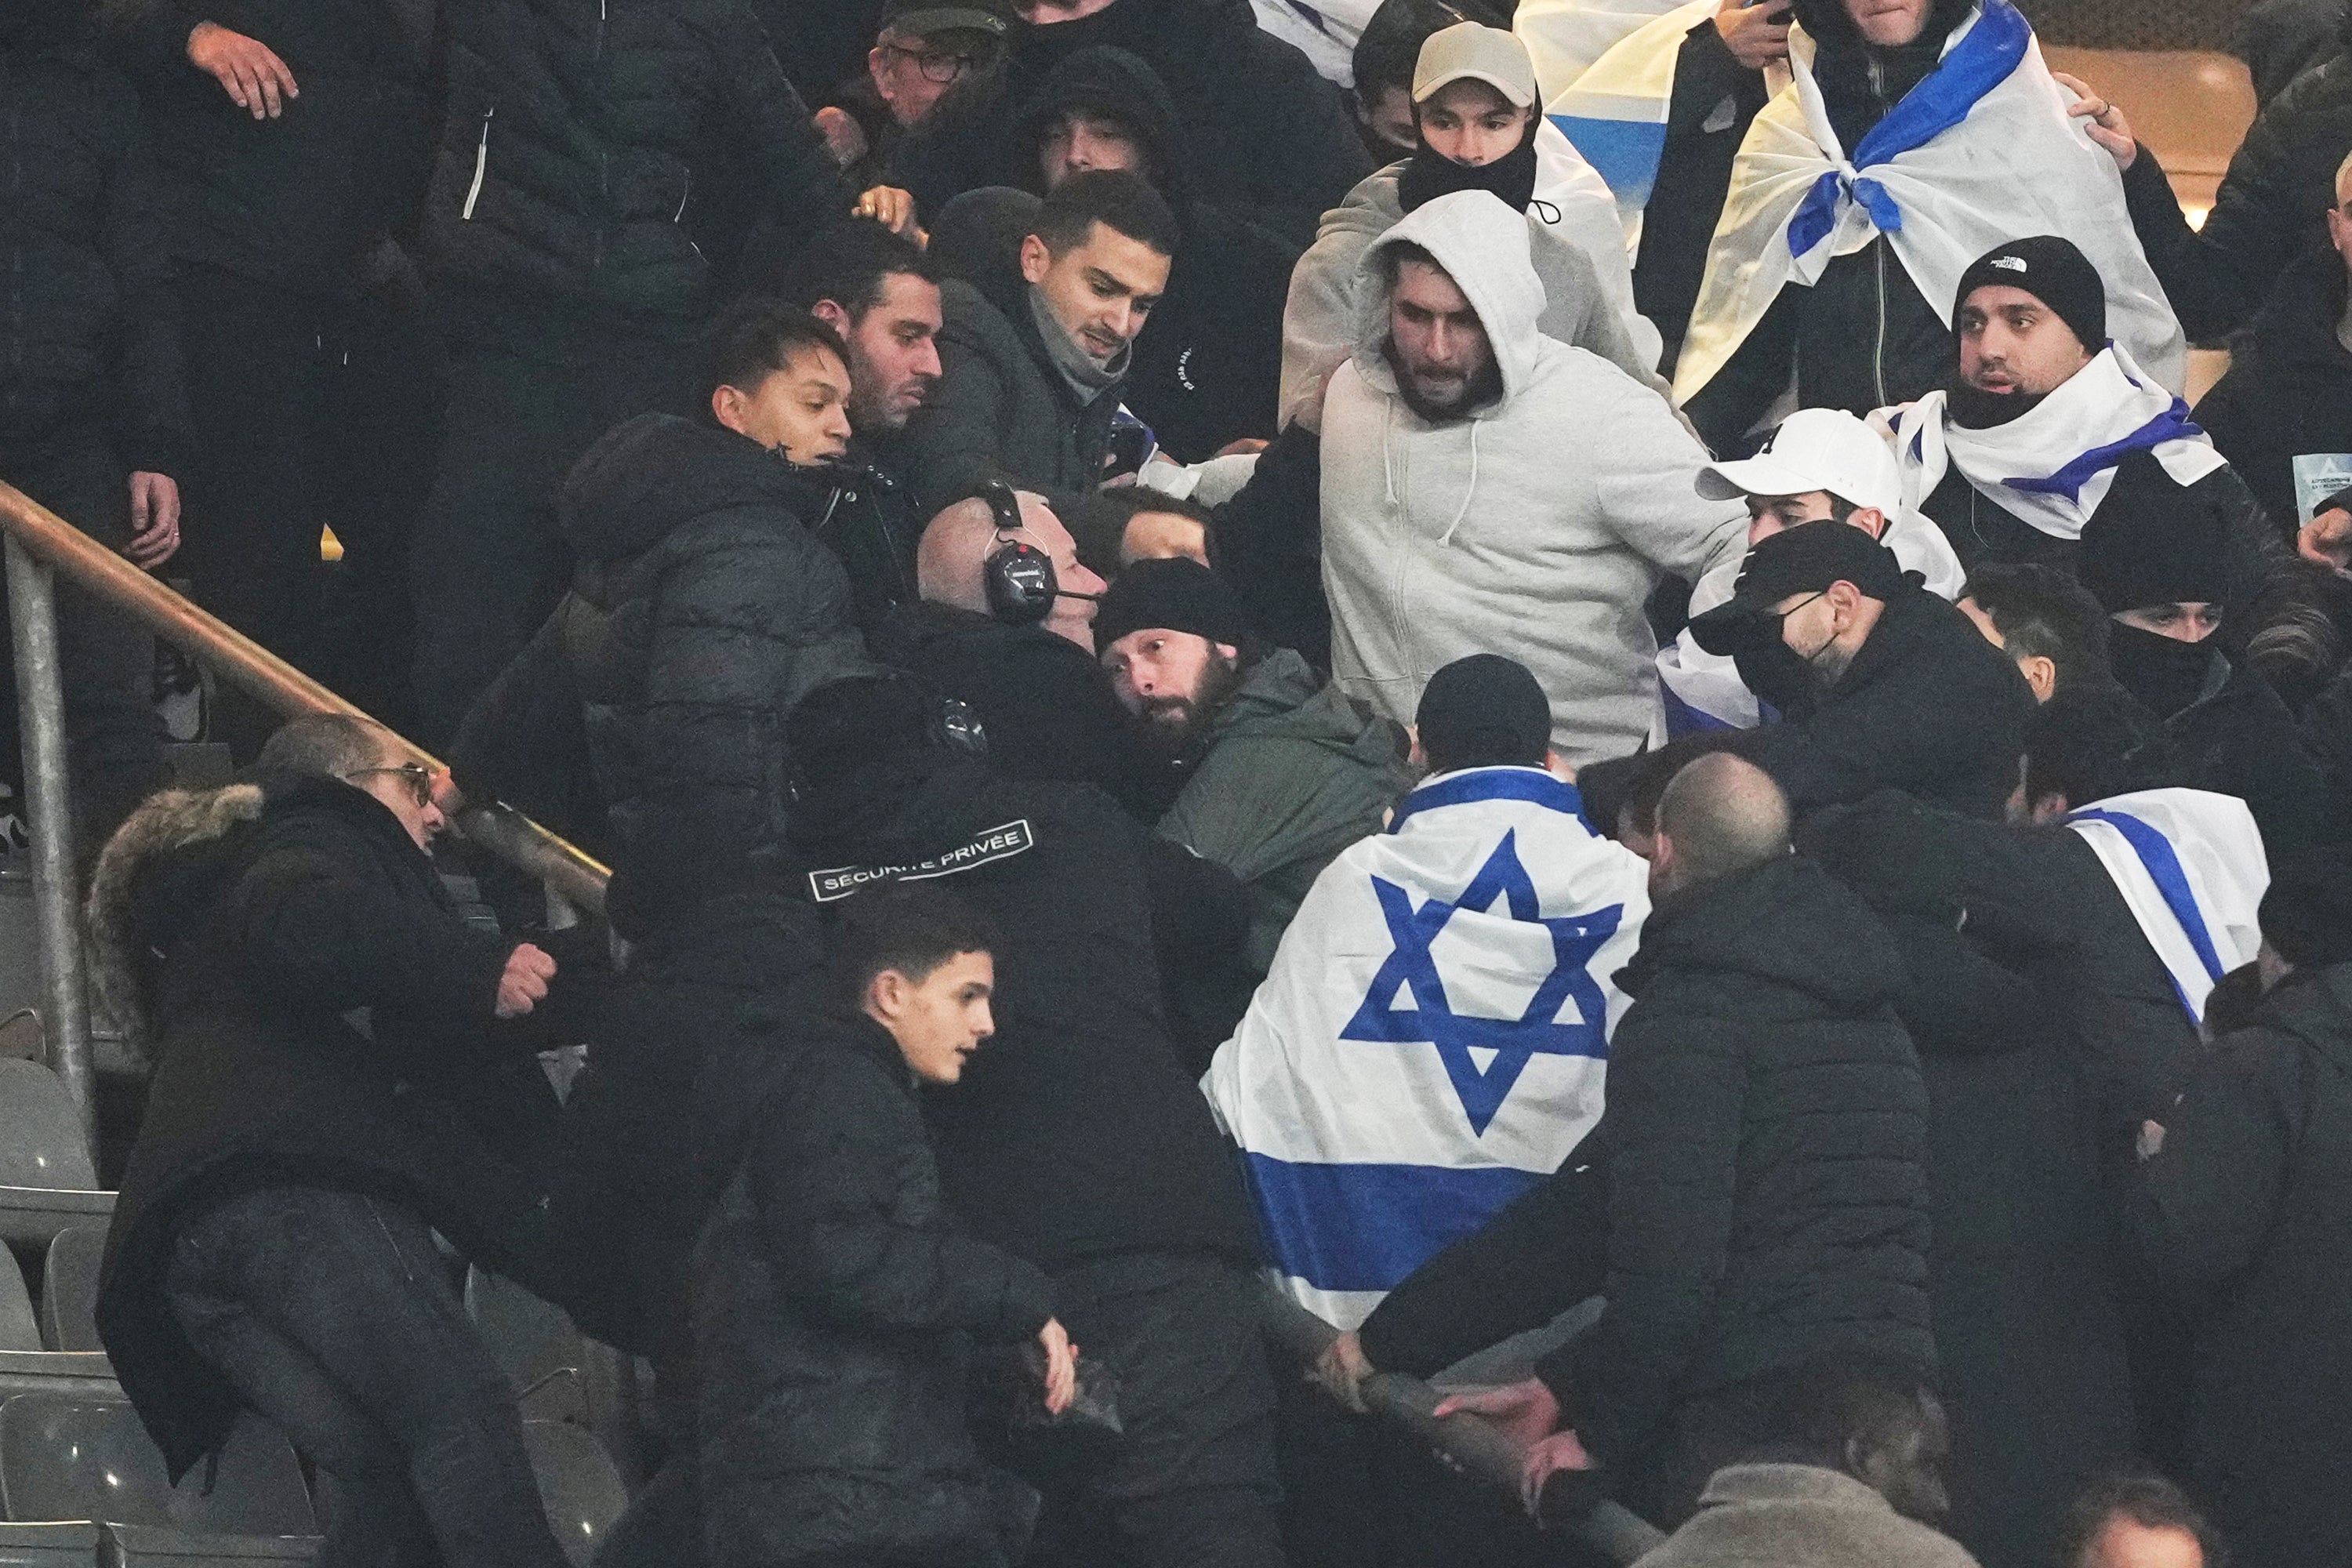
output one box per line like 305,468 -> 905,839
1,478 -> 611,1155
1260,1289 -> 1668,1563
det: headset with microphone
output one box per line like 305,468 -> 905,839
979,481 -> 1098,626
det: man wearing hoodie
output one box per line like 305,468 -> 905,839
1281,21 -> 1661,432
1098,559 -> 1414,970
1319,190 -> 1748,766
887,169 -> 1178,516
893,0 -> 1371,245
988,45 -> 1301,459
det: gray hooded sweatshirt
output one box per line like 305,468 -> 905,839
1319,191 -> 1747,765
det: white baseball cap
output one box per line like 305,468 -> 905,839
1697,408 -> 1905,521
1412,22 -> 1539,109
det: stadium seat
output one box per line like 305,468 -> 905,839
37,1232 -> 101,1356
466,1269 -> 589,1425
0,1521 -> 99,1568
0,1016 -> 40,1064
0,1356 -> 117,1407
0,1399 -> 312,1537
521,1421 -> 626,1568
0,1065 -> 111,1254
99,1523 -> 316,1568
0,1261 -> 42,1356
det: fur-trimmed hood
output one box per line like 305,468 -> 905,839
85,784 -> 266,1043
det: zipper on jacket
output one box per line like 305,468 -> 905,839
674,169 -> 692,223
461,107 -> 494,220
1873,241 -> 1890,407
595,0 -> 607,60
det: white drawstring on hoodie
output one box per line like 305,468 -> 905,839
1381,399 -> 1485,546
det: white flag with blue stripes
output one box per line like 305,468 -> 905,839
1536,0 -> 1719,224
1518,0 -> 1700,108
2066,788 -> 2268,1025
1203,768 -> 1648,1329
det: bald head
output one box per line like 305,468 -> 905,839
1652,753 -> 1791,898
915,489 -> 1105,651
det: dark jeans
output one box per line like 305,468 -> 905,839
1025,1254 -> 1286,1568
165,1185 -> 570,1568
407,337 -> 695,749
173,264 -> 441,752
0,408 -> 167,858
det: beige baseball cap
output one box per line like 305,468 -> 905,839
1411,21 -> 1538,109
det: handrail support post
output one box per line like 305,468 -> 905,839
5,533 -> 96,1164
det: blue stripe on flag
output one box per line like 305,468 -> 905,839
1389,769 -> 1595,836
1661,680 -> 1746,736
2069,807 -> 2228,1020
1243,1152 -> 1545,1294
1548,114 -> 1671,209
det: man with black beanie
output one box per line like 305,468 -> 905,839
1682,518 -> 2036,818
2075,495 -> 2333,862
780,673 -> 1286,1568
1885,236 -> 2278,580
1097,558 -> 1411,969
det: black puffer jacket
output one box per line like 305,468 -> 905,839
1801,796 -> 2136,1568
0,6 -> 191,473
552,412 -> 873,865
1000,46 -> 1297,460
2125,5 -> 2352,339
1534,855 -> 1934,1469
93,776 -> 568,1479
420,0 -> 848,343
2134,962 -> 2352,1568
2234,0 -> 2347,107
103,0 -> 433,298
2195,246 -> 2352,534
1683,0 -> 1974,449
891,0 -> 1368,245
787,744 -> 1260,1273
695,1011 -> 1054,1568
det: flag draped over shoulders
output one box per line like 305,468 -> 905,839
2066,788 -> 2269,1026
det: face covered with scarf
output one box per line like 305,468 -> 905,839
2077,492 -> 2238,720
1396,77 -> 1541,216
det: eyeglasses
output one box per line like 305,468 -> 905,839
880,42 -> 987,84
343,762 -> 437,808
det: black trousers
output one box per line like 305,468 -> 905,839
0,407 -> 167,858
173,263 -> 442,751
406,335 -> 695,750
165,1185 -> 571,1568
1023,1253 -> 1287,1568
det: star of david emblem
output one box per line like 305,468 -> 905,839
1340,830 -> 1621,1137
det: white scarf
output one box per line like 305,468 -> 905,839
2066,788 -> 2269,1026
1884,343 -> 2227,540
1202,768 -> 1648,1329
1672,2 -> 2184,411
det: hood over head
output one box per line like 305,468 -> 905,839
1624,854 -> 1909,1014
556,413 -> 844,564
1353,189 -> 1546,406
1007,45 -> 1194,210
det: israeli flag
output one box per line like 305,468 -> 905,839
2066,789 -> 2268,1025
1538,0 -> 1719,222
1519,0 -> 1701,107
1203,768 -> 1649,1329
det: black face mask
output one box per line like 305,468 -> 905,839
1397,122 -> 1540,216
2107,622 -> 2220,720
1692,593 -> 1832,717
1943,376 -> 2049,430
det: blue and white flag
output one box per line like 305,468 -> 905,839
1538,0 -> 1723,223
1881,343 -> 2227,541
1673,0 -> 2183,408
1249,0 -> 1381,85
2066,788 -> 2268,1025
1203,767 -> 1648,1329
1518,0 -> 1700,107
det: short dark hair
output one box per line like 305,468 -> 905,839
704,296 -> 848,402
2056,1463 -> 2228,1568
1962,562 -> 2112,692
829,880 -> 1002,1012
1031,168 -> 1180,258
257,713 -> 390,781
773,221 -> 939,322
2021,684 -> 2184,811
1351,0 -> 1507,100
1384,238 -> 1445,289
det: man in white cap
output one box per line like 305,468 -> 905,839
1279,19 -> 1662,429
1657,406 -> 1963,733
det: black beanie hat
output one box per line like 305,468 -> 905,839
2076,488 -> 2236,613
2259,851 -> 2352,971
1416,654 -> 1552,773
1092,557 -> 1250,655
1953,236 -> 2107,355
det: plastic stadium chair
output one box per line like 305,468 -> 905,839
466,1269 -> 589,1425
0,1399 -> 311,1537
0,1065 -> 111,1253
0,1521 -> 99,1567
36,1232 -> 101,1356
522,1421 -> 626,1568
0,1261 -> 42,1356
100,1523 -> 315,1568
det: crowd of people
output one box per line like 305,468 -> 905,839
4,0 -> 2350,1564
